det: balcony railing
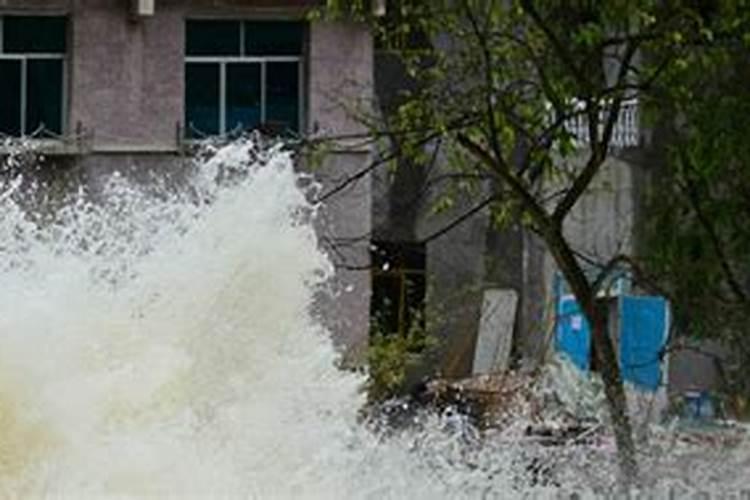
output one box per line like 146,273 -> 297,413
561,98 -> 640,149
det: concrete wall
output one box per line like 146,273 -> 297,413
1,1 -> 373,360
667,338 -> 729,395
422,204 -> 490,378
307,20 -> 373,362
69,1 -> 184,151
562,155 -> 636,262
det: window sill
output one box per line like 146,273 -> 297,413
0,139 -> 85,156
0,140 -> 183,156
91,143 -> 180,154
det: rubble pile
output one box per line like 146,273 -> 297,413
422,356 -> 610,445
424,371 -> 538,429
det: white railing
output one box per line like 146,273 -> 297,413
561,98 -> 640,149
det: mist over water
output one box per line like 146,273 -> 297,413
0,139 -> 747,499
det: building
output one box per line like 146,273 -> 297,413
1,2 -> 735,398
0,0 -> 374,361
372,57 -> 645,379
368,6 -> 669,384
370,14 -> 732,403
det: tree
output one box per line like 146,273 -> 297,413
322,0 -> 750,486
643,24 -> 750,405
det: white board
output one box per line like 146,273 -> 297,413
472,289 -> 518,375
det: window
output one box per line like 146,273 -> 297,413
0,16 -> 66,137
371,241 -> 426,336
184,20 -> 304,138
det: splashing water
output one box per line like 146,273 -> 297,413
0,139 -> 747,499
0,140 -> 356,497
0,139 -> 504,499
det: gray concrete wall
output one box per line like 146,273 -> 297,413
519,230 -> 552,366
308,20 -> 372,138
561,155 -> 636,262
308,20 -> 373,362
69,1 -> 184,151
310,151 -> 371,363
422,210 -> 490,378
668,338 -> 730,396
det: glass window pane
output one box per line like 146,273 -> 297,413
26,59 -> 63,135
0,60 -> 21,136
226,63 -> 261,133
186,20 -> 240,56
185,63 -> 220,137
266,62 -> 299,134
244,22 -> 303,56
4,16 -> 66,53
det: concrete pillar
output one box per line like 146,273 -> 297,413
308,20 -> 374,363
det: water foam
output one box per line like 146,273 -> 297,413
0,138 -> 747,499
0,140 -> 370,497
0,140 -> 532,499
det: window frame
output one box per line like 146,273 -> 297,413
184,20 -> 305,137
0,15 -> 68,138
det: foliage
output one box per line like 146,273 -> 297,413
367,310 -> 436,401
642,38 -> 750,399
321,1 -> 750,249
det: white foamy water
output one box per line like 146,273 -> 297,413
0,139 -> 747,499
0,139 -> 507,499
